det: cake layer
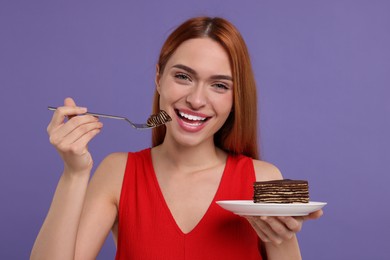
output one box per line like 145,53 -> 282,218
253,179 -> 309,204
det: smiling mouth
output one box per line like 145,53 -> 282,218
175,109 -> 210,125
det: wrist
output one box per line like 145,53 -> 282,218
264,235 -> 301,260
62,167 -> 91,181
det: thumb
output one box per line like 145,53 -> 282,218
64,97 -> 77,107
63,97 -> 79,120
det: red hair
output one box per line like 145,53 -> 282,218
152,17 -> 260,159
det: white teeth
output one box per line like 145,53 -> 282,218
179,111 -> 206,121
185,121 -> 202,126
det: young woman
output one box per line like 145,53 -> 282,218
31,17 -> 322,260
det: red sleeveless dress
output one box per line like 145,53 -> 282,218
115,148 -> 262,260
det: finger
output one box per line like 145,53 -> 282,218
64,97 -> 76,107
303,209 -> 323,221
64,97 -> 78,120
249,216 -> 284,244
47,97 -> 85,133
47,106 -> 88,133
64,127 -> 102,156
277,216 -> 302,232
56,115 -> 99,138
50,116 -> 101,148
244,217 -> 271,243
62,120 -> 103,147
261,216 -> 294,242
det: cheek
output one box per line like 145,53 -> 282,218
156,78 -> 170,101
157,83 -> 182,108
219,94 -> 234,114
159,80 -> 188,102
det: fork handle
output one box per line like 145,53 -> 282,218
47,106 -> 126,120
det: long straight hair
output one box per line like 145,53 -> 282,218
152,17 -> 260,159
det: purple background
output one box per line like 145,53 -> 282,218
1,0 -> 389,259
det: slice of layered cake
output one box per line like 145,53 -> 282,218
253,179 -> 309,203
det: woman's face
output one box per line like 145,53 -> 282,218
156,37 -> 233,147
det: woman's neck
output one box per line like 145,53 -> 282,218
152,139 -> 227,173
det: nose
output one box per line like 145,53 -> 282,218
185,85 -> 207,109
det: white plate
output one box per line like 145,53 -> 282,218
216,200 -> 327,216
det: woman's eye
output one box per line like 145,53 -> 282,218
175,73 -> 191,81
213,83 -> 229,91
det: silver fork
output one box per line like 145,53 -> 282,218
48,106 -> 171,130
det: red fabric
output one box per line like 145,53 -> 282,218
115,148 -> 262,260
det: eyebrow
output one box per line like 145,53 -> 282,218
172,64 -> 233,81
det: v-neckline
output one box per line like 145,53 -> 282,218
147,149 -> 230,236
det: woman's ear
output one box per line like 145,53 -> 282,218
155,64 -> 161,93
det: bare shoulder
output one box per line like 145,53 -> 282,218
96,152 -> 128,173
93,152 -> 128,180
89,152 -> 128,203
252,159 -> 283,182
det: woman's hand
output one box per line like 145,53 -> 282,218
244,209 -> 323,245
47,97 -> 103,175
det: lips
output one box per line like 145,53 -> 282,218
179,111 -> 206,121
175,109 -> 210,128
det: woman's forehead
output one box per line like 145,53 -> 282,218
166,38 -> 232,77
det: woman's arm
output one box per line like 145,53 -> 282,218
30,98 -> 107,260
247,160 -> 303,260
246,215 -> 302,260
31,153 -> 125,260
74,152 -> 126,259
30,170 -> 91,260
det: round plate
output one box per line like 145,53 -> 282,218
216,200 -> 327,216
